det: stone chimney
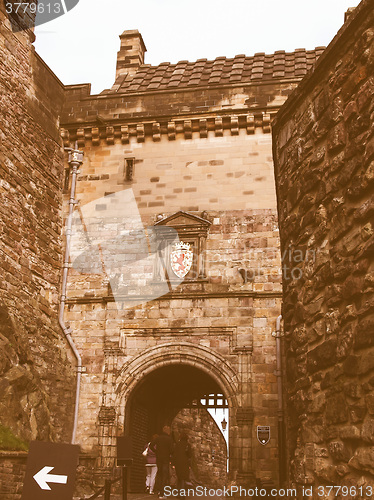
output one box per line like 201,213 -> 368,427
116,30 -> 147,80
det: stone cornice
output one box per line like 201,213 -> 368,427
61,111 -> 275,147
65,290 -> 282,305
0,451 -> 28,457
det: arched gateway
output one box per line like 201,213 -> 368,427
115,343 -> 238,490
116,343 -> 239,404
65,166 -> 283,488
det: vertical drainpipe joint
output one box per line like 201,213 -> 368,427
273,314 -> 286,485
67,149 -> 84,166
60,145 -> 84,445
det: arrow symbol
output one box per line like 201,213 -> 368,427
33,466 -> 68,490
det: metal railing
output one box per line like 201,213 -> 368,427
80,475 -> 122,500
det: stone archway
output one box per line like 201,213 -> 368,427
114,343 -> 240,490
116,342 -> 239,405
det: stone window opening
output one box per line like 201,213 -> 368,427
63,167 -> 71,193
124,157 -> 135,181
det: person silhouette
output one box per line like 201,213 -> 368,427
150,426 -> 173,499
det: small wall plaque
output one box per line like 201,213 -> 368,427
257,425 -> 270,445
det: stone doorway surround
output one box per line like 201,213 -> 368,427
95,341 -> 257,486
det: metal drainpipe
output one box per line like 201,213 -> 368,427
59,145 -> 84,444
273,315 -> 286,485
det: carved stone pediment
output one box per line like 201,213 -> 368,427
154,211 -> 211,280
154,211 -> 211,238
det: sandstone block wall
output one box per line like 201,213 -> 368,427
64,204 -> 282,485
67,132 -> 277,212
0,3 -> 75,450
0,452 -> 27,500
272,0 -> 374,494
62,115 -> 282,484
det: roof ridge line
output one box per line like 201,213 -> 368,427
133,46 -> 326,71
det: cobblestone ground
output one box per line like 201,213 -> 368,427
74,493 -> 148,500
75,493 -> 227,500
74,489 -> 287,500
73,493 -> 229,500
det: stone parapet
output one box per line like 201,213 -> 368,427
61,80 -> 299,127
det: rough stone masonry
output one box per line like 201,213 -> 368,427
272,0 -> 374,496
0,3 -> 77,498
0,3 -> 75,446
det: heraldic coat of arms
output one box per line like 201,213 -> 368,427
170,241 -> 193,279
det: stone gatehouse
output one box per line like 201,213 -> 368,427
2,0 -> 373,497
59,30 -> 324,489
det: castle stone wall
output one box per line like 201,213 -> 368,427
63,132 -> 282,484
272,0 -> 374,494
0,3 -> 75,450
0,452 -> 27,500
172,408 -> 228,488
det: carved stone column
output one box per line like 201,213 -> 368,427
235,407 -> 255,486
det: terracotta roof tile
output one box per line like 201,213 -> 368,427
112,47 -> 325,93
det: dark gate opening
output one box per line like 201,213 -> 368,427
125,364 -> 228,492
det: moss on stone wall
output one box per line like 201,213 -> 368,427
0,425 -> 28,451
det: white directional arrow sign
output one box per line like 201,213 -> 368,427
33,466 -> 68,490
22,441 -> 79,500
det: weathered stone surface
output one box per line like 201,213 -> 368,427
0,452 -> 27,500
349,447 -> 374,475
172,408 -> 227,487
50,20 -> 295,494
361,418 -> 374,444
272,0 -> 374,490
0,0 -> 75,472
366,394 -> 374,415
307,339 -> 337,373
2,0 -> 374,496
339,425 -> 361,441
328,441 -> 352,462
326,393 -> 349,425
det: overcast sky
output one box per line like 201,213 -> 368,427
34,0 -> 361,95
